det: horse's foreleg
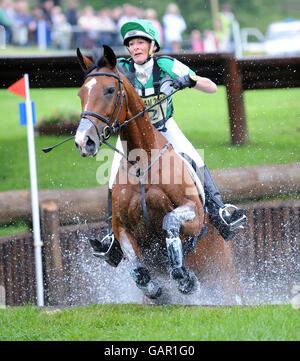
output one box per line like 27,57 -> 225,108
118,228 -> 162,299
163,205 -> 198,295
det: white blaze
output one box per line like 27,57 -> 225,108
75,78 -> 97,147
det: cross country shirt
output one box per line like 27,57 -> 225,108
117,56 -> 195,130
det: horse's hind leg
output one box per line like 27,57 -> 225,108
163,205 -> 198,295
117,228 -> 162,299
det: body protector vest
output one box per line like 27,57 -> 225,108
117,56 -> 176,131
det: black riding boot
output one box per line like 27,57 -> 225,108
203,165 -> 247,241
89,189 -> 123,267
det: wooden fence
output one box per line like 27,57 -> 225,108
1,53 -> 300,145
0,199 -> 299,306
0,232 -> 36,306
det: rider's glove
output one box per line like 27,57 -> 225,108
172,73 -> 198,90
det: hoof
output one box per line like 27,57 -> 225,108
139,280 -> 162,299
171,268 -> 198,295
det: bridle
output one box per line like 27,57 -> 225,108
80,65 -> 128,143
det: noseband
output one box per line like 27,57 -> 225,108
80,66 -> 128,142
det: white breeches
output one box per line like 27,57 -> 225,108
108,117 -> 205,202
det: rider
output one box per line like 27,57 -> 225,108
90,19 -> 247,266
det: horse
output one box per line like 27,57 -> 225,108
74,45 -> 244,305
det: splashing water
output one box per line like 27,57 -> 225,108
56,232 -> 233,306
52,223 -> 298,307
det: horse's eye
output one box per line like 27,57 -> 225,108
105,87 -> 115,95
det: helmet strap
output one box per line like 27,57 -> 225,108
145,40 -> 155,62
149,40 -> 155,57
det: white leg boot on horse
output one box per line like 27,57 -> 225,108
163,205 -> 199,295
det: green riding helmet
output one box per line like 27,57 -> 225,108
121,19 -> 161,52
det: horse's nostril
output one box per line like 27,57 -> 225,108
86,137 -> 96,154
86,137 -> 94,147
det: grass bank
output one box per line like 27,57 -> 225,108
0,304 -> 299,341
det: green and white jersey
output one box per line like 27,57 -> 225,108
117,56 -> 195,128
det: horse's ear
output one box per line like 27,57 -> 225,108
103,45 -> 117,70
76,48 -> 93,72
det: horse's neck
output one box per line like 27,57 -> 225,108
121,86 -> 166,154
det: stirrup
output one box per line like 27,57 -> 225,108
89,234 -> 123,267
219,204 -> 247,231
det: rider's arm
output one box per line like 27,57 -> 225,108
193,75 -> 217,94
157,57 -> 217,94
172,73 -> 217,94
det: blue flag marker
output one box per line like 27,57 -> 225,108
19,101 -> 36,126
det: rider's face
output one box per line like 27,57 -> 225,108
128,38 -> 151,64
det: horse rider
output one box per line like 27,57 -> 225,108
90,19 -> 247,266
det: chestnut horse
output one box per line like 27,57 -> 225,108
75,45 -> 244,304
